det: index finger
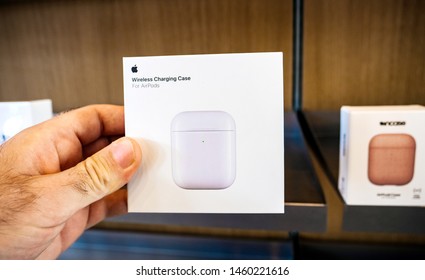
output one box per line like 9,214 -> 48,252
0,104 -> 126,175
54,104 -> 125,145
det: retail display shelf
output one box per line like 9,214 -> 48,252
104,111 -> 327,233
303,111 -> 425,234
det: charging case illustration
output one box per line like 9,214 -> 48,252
368,133 -> 416,186
171,111 -> 236,189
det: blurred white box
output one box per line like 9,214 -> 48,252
0,99 -> 53,144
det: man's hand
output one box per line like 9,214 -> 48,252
0,105 -> 142,259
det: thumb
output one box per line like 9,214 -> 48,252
41,137 -> 142,218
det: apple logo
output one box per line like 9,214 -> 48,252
131,65 -> 138,73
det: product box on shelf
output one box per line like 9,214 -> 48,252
0,99 -> 53,144
338,105 -> 425,206
123,52 -> 284,213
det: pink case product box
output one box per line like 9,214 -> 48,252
338,105 -> 425,206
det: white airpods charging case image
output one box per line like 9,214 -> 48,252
171,111 -> 236,190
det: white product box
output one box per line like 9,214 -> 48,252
338,105 -> 425,206
0,99 -> 53,144
124,52 -> 284,213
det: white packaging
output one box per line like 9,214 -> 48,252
338,105 -> 425,206
124,52 -> 284,213
0,99 -> 53,144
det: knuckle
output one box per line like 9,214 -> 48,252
75,156 -> 113,196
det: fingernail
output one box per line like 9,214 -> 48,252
110,138 -> 135,169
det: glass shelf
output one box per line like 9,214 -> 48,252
104,112 -> 327,233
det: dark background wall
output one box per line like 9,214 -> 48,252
303,0 -> 425,109
0,0 -> 293,112
2,0 -> 423,112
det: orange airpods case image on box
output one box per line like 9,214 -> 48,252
338,105 -> 425,206
368,134 -> 416,186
